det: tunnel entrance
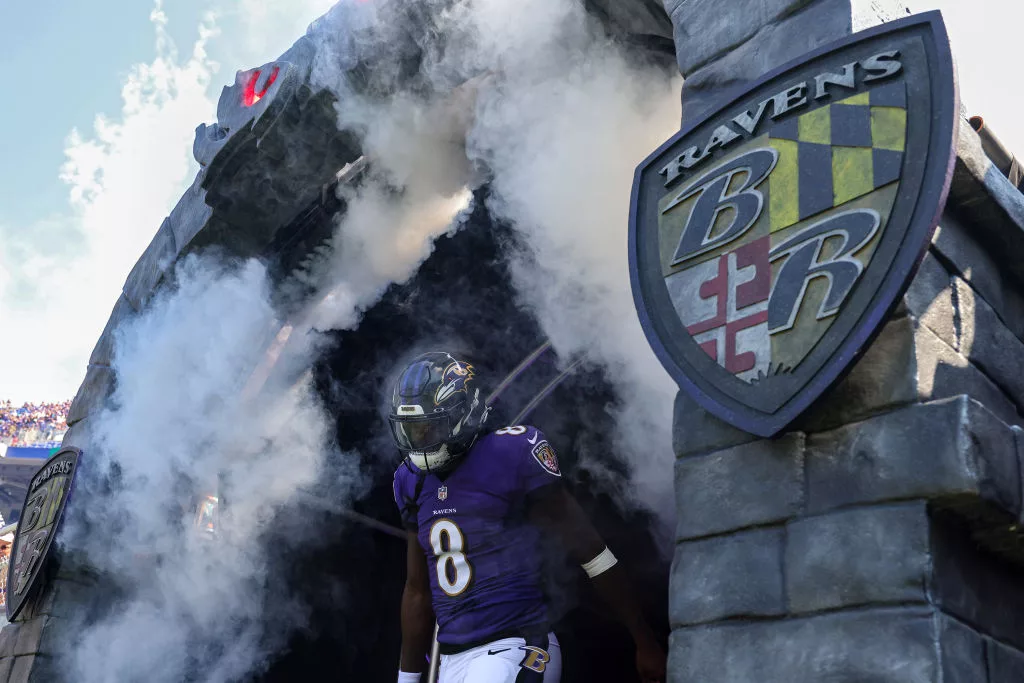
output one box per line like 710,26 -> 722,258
251,188 -> 669,681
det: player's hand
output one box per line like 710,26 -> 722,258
635,637 -> 666,683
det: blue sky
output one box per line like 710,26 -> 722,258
0,0 -> 336,402
0,0 -> 1021,403
0,1 -> 157,228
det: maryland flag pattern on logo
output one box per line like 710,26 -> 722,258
658,81 -> 908,383
629,13 -> 958,436
767,82 -> 907,231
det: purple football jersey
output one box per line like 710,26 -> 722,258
393,425 -> 562,648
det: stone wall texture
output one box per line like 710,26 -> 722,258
662,2 -> 1024,679
665,0 -> 909,123
667,118 -> 1024,681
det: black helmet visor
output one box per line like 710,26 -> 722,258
389,414 -> 450,452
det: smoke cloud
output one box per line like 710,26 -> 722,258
58,255 -> 361,682
54,11 -> 482,681
53,0 -> 682,679
307,0 -> 682,519
461,9 -> 682,520
301,93 -> 477,331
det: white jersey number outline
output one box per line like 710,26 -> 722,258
495,425 -> 527,436
429,519 -> 473,597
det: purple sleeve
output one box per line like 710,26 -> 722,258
393,468 -> 418,528
518,427 -> 562,494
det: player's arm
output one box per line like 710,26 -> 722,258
399,529 -> 435,679
528,484 -> 666,683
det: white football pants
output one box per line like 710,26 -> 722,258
438,633 -> 561,683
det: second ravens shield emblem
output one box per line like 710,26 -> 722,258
629,12 -> 958,437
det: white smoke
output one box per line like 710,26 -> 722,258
50,7 -> 481,680
307,0 -> 682,520
461,9 -> 681,520
52,2 -> 682,679
54,102 -> 477,681
304,94 -> 477,331
59,255 -> 357,682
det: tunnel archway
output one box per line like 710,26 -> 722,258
247,187 -> 670,681
32,2 -> 680,679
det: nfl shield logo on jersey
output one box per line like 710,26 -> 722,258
629,12 -> 957,437
438,485 -> 448,501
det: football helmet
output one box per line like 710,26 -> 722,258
388,352 -> 489,472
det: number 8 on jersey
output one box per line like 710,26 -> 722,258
430,519 -> 473,596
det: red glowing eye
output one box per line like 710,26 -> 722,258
242,66 -> 280,107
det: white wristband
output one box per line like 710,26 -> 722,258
581,546 -> 618,578
398,671 -> 422,683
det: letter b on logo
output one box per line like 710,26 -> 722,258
520,646 -> 550,673
666,148 -> 778,265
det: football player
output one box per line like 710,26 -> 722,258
391,352 -> 666,683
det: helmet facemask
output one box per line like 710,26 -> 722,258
388,353 -> 489,473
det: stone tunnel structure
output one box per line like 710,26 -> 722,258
1,1 -> 1024,682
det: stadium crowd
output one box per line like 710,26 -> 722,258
0,400 -> 71,446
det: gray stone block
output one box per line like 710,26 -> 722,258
666,0 -> 810,75
11,618 -> 45,658
166,172 -> 214,251
7,656 -> 33,683
935,615 -> 986,683
954,276 -> 1024,413
19,583 -> 55,622
678,0 -> 906,122
800,315 -> 1021,432
590,0 -> 673,39
785,502 -> 929,613
931,513 -> 1024,652
806,396 -> 1019,516
987,637 -> 1024,682
0,626 -> 17,660
913,321 -> 1021,428
122,218 -> 177,311
675,433 -> 804,540
946,118 -> 1024,289
23,654 -> 57,683
66,364 -> 114,427
903,251 -> 957,351
933,211 -> 1024,345
673,390 -> 757,458
668,607 -> 936,682
798,315 -> 918,431
35,614 -> 70,662
59,419 -> 92,451
87,293 -> 135,368
901,247 -> 1024,419
670,528 -> 784,626
0,657 -> 12,683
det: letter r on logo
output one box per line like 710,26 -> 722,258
768,209 -> 881,333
